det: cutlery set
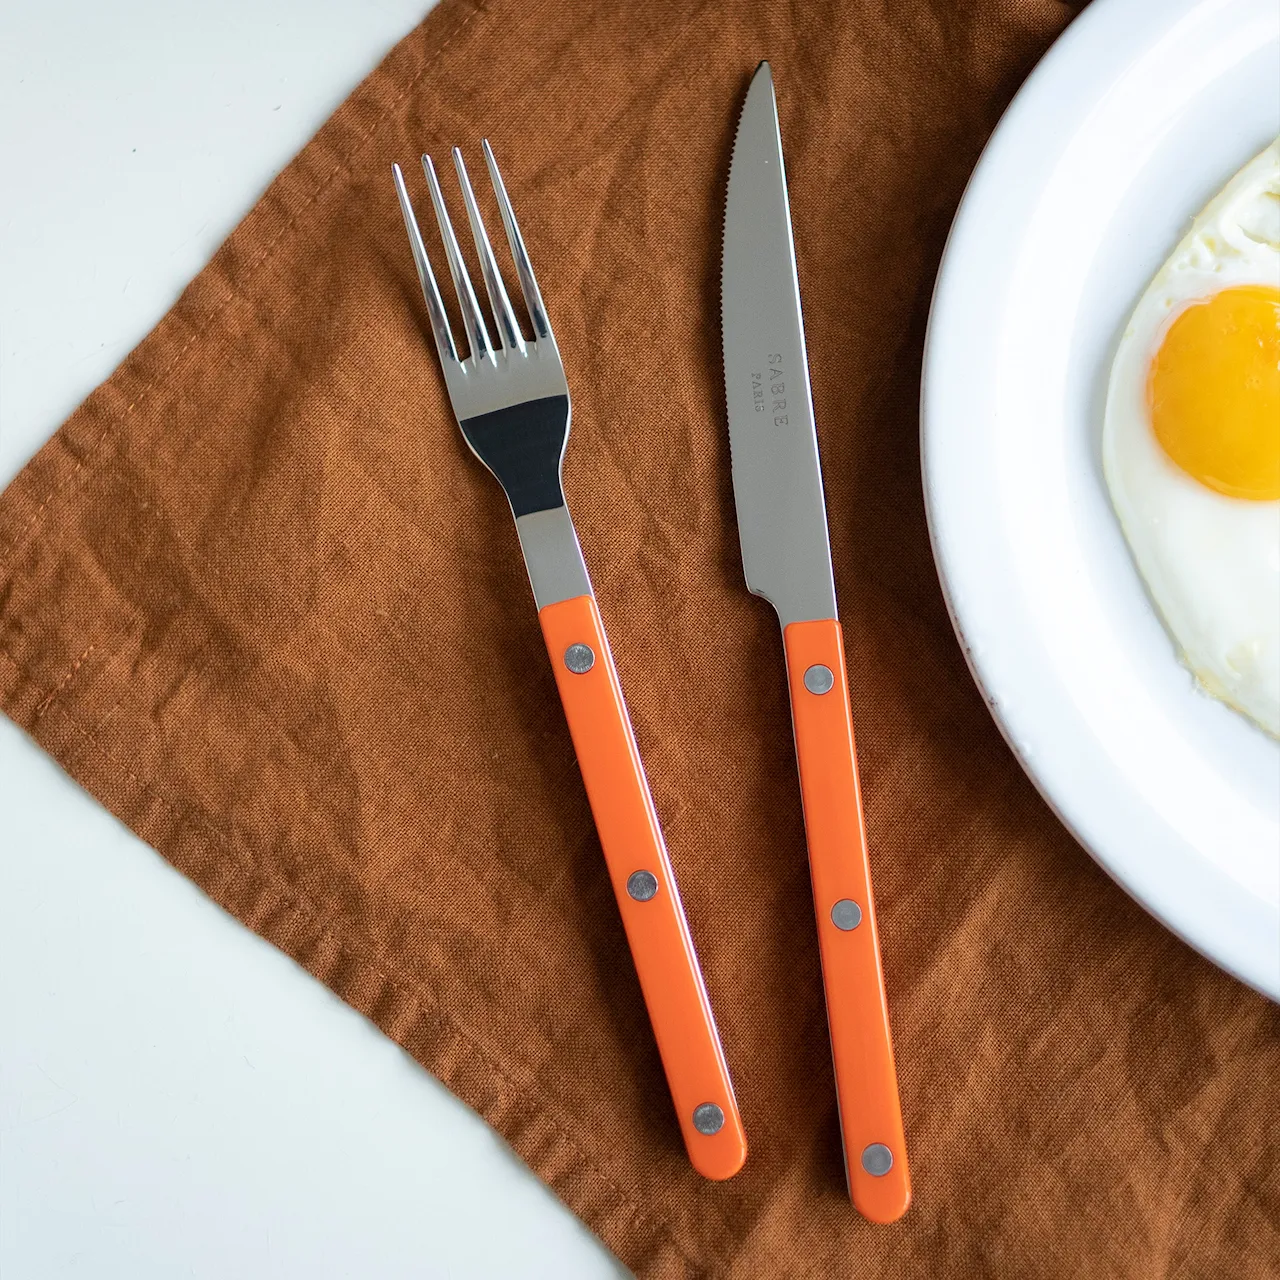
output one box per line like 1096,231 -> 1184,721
393,61 -> 908,1222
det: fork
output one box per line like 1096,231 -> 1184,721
392,143 -> 746,1180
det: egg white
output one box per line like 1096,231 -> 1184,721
1103,139 -> 1280,739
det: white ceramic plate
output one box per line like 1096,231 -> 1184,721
922,0 -> 1280,998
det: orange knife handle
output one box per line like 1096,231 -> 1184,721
539,593 -> 746,1180
783,618 -> 910,1222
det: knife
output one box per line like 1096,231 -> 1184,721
721,61 -> 910,1223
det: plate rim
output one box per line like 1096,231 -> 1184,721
919,0 -> 1280,999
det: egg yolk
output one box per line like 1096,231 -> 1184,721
1147,284 -> 1280,501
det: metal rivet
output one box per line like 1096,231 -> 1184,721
861,1143 -> 893,1177
564,643 -> 595,674
803,663 -> 834,695
692,1103 -> 725,1135
831,898 -> 862,931
626,870 -> 658,902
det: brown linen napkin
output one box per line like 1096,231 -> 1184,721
3,0 -> 1277,1274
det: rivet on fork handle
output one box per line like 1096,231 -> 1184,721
563,643 -> 595,673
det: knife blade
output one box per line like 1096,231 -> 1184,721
721,60 -> 910,1223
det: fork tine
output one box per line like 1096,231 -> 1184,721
422,154 -> 494,364
392,163 -> 458,365
452,147 -> 526,355
482,139 -> 551,342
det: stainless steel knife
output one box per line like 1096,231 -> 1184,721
721,60 -> 910,1222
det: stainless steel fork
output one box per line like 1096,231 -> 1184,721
392,144 -> 745,1179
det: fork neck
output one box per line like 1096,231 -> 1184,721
514,504 -> 593,609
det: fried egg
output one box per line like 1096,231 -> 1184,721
1103,139 -> 1280,738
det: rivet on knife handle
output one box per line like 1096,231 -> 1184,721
541,594 -> 747,1180
785,619 -> 910,1222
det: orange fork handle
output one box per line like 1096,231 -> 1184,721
783,618 -> 910,1222
539,593 -> 746,1180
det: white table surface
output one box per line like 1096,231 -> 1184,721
0,3 -> 628,1276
